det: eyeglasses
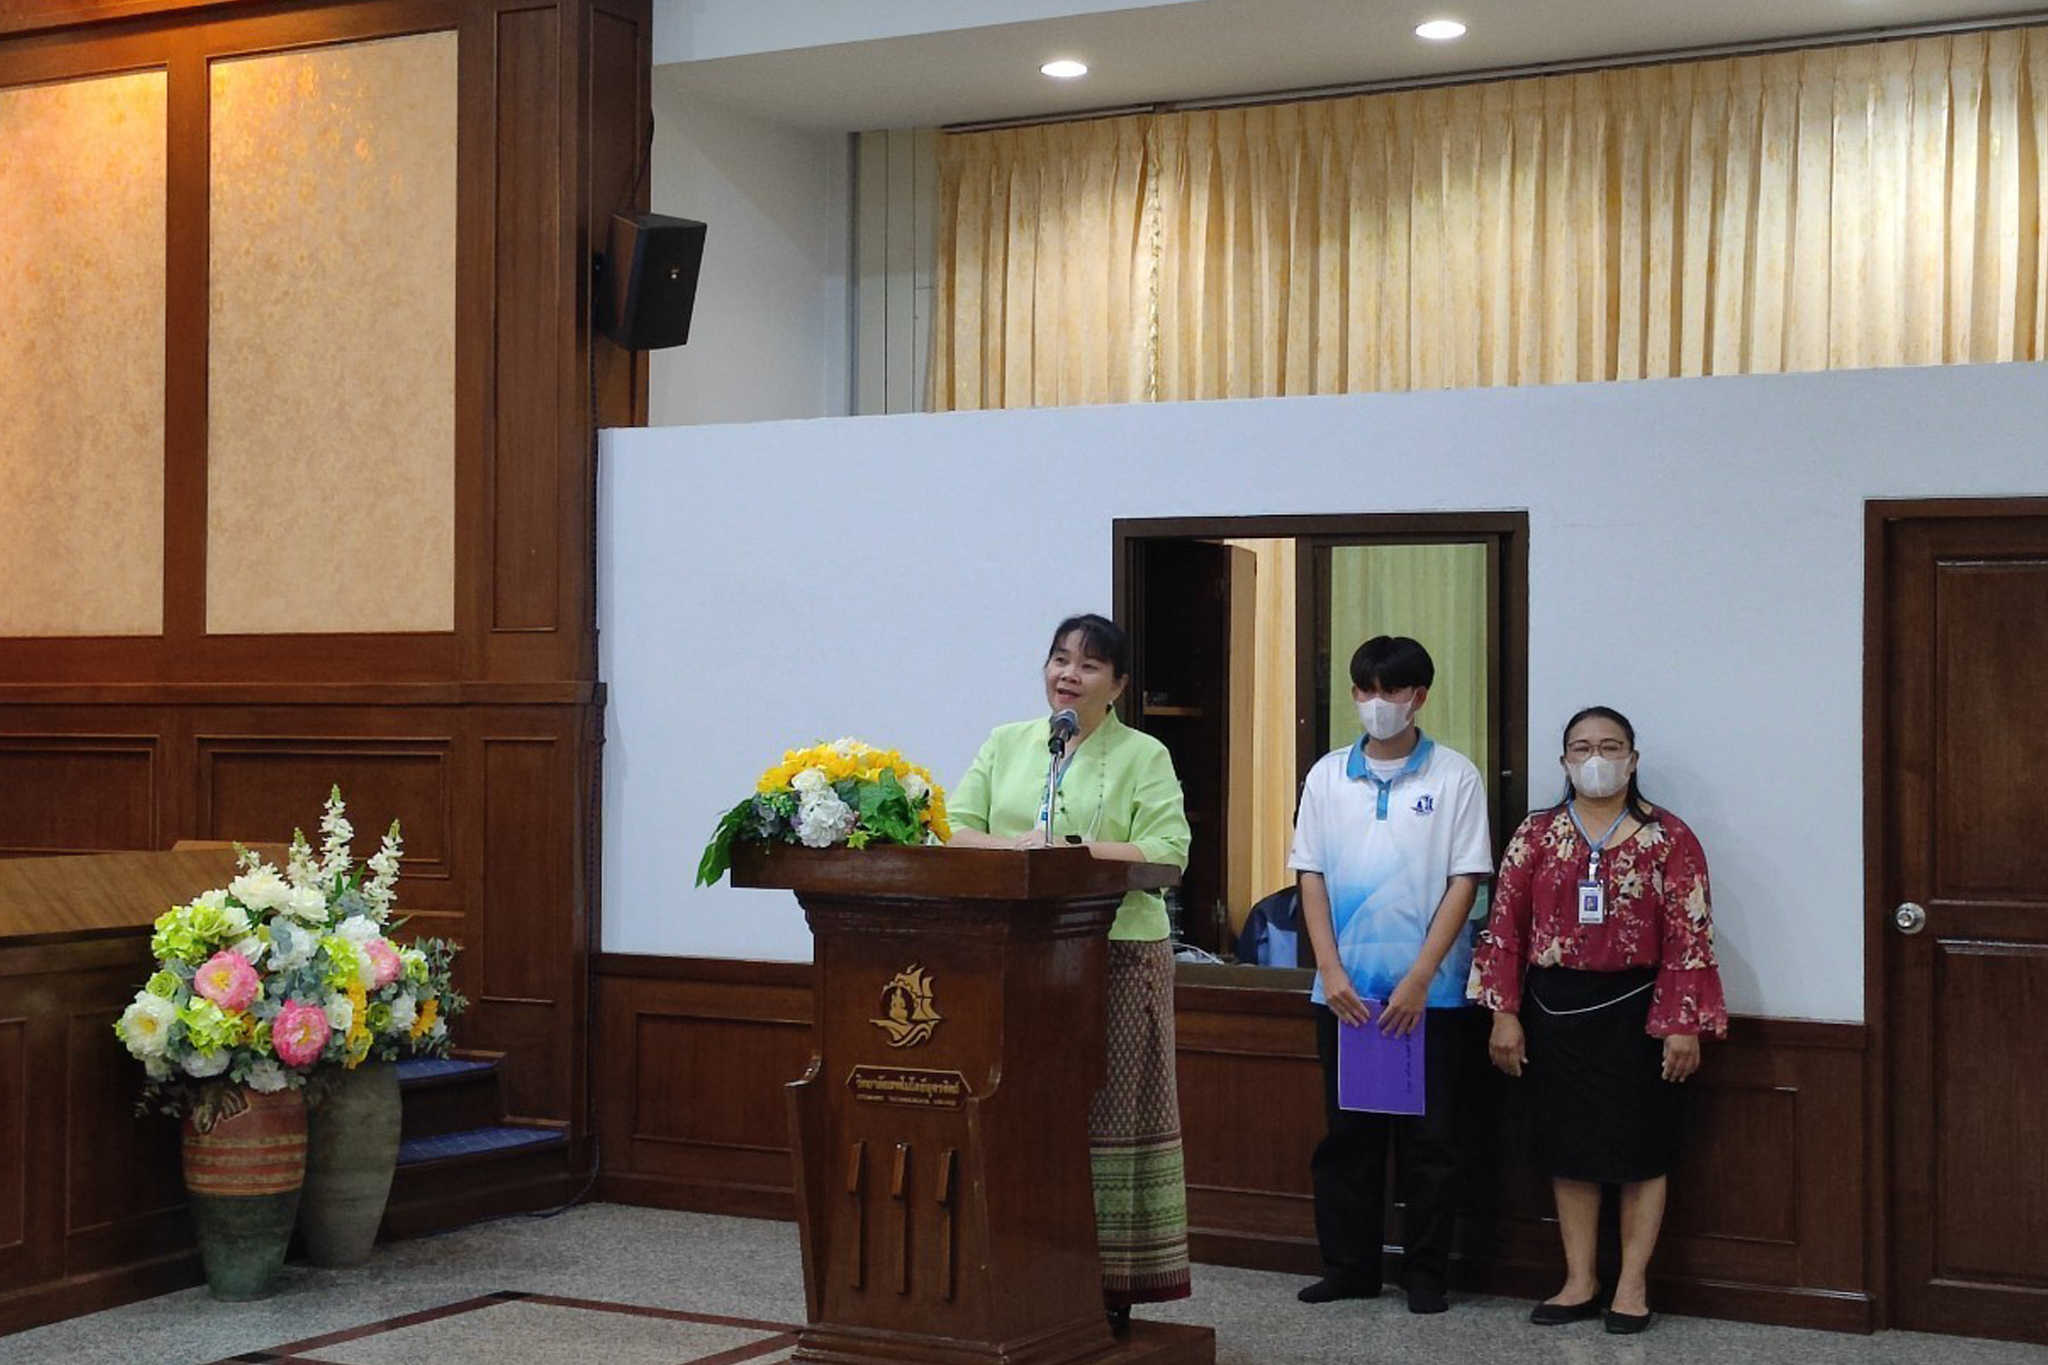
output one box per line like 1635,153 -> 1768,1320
1565,739 -> 1631,760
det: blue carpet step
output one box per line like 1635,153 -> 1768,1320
397,1051 -> 507,1140
398,1124 -> 569,1168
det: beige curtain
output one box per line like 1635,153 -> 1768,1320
932,26 -> 2048,407
930,115 -> 1155,408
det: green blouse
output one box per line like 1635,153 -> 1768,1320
949,712 -> 1192,941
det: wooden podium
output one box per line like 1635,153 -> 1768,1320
732,845 -> 1215,1365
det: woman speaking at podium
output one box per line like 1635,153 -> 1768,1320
947,613 -> 1194,1330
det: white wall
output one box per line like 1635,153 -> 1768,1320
647,75 -> 849,425
598,361 -> 2048,1022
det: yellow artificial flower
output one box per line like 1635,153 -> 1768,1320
410,996 -> 440,1040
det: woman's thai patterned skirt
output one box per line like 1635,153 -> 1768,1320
1091,937 -> 1193,1306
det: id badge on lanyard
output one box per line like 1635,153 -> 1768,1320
1569,802 -> 1626,926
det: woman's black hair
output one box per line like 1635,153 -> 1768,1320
1047,613 -> 1130,679
1553,705 -> 1657,826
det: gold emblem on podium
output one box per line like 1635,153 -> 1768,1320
871,965 -> 941,1047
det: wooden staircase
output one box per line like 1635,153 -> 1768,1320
380,1051 -> 583,1238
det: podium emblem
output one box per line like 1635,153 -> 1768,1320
871,965 -> 941,1047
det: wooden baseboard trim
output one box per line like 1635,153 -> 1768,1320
0,1251 -> 203,1337
596,1172 -> 795,1221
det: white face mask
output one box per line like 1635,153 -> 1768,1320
1570,754 -> 1630,799
1356,696 -> 1413,742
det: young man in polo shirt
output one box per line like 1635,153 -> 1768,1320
1290,635 -> 1492,1315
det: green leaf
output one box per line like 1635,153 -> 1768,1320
695,797 -> 757,887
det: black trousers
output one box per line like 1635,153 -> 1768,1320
1311,1004 -> 1468,1294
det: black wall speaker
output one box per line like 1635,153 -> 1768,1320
598,212 -> 707,350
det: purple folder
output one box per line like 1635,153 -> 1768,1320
1336,1002 -> 1425,1115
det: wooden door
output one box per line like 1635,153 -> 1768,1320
1876,504 -> 2048,1342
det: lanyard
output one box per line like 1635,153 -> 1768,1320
1567,800 -> 1629,877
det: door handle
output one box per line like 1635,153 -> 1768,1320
1893,902 -> 1928,935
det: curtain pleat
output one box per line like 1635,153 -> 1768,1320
930,27 -> 2048,409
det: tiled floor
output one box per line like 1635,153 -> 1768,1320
10,1204 -> 2046,1365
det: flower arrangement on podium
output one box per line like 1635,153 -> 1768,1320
697,737 -> 951,885
112,787 -> 467,1295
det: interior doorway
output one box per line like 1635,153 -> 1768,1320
1868,499 -> 2048,1344
1114,513 -> 1527,959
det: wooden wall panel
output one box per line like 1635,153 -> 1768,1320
0,738 -> 156,856
594,957 -> 812,1216
0,1017 -> 25,1255
489,3 -> 564,635
0,0 -> 642,1334
595,958 -> 1875,1334
198,737 -> 454,882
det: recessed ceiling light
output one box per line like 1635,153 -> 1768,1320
1040,59 -> 1089,79
1415,19 -> 1467,41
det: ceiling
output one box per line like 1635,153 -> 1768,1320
662,0 -> 2048,131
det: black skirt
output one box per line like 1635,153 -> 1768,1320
1523,965 -> 1686,1183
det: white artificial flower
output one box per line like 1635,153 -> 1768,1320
830,737 -> 859,760
182,1049 -> 231,1078
245,1058 -> 289,1093
267,922 -> 314,972
336,915 -> 380,946
219,904 -> 251,938
285,829 -> 321,890
901,772 -> 930,802
795,792 -> 855,848
193,888 -> 230,912
144,1056 -> 173,1081
228,866 -> 290,913
231,933 -> 268,967
363,821 -> 403,919
387,994 -> 417,1034
791,767 -> 830,795
324,994 -> 354,1033
281,885 -> 330,924
427,1017 -> 447,1040
118,993 -> 178,1058
317,786 -> 354,885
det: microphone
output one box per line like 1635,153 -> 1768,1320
1048,708 -> 1079,755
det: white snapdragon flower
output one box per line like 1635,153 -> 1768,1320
285,829 -> 321,890
791,767 -> 830,795
281,885 -> 329,924
229,866 -> 290,913
363,821 -> 403,919
317,786 -> 354,885
387,994 -> 418,1034
324,994 -> 355,1033
182,1049 -> 231,1079
245,1059 -> 289,1093
795,792 -> 856,848
901,772 -> 930,802
118,993 -> 178,1058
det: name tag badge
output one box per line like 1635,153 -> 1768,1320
1577,879 -> 1606,925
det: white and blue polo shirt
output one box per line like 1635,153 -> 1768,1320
1288,730 -> 1493,1009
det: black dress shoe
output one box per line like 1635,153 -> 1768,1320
1106,1306 -> 1131,1337
1529,1296 -> 1602,1325
1296,1275 -> 1382,1303
1604,1308 -> 1655,1334
1405,1286 -> 1449,1315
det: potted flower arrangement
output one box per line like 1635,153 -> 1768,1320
113,787 -> 466,1295
697,738 -> 951,886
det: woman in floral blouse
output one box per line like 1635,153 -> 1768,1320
1469,706 -> 1726,1335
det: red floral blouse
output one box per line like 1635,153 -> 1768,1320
1469,805 -> 1728,1038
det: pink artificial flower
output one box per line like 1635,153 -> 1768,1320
273,999 -> 331,1068
193,950 -> 261,1012
364,938 -> 403,990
